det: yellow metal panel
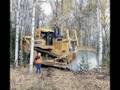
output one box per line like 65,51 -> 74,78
61,41 -> 69,55
35,27 -> 54,32
41,28 -> 54,32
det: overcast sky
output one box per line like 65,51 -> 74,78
41,2 -> 52,16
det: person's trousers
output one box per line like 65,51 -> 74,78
35,64 -> 41,74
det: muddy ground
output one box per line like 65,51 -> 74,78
10,67 -> 110,90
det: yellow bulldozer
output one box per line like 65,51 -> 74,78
22,26 -> 79,68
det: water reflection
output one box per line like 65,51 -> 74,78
68,51 -> 97,72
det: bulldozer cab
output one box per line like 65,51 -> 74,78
34,28 -> 55,50
41,31 -> 53,46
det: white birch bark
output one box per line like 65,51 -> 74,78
96,0 -> 103,67
29,1 -> 35,73
10,0 -> 12,16
15,0 -> 21,67
74,30 -> 79,46
19,22 -> 23,65
29,0 -> 47,73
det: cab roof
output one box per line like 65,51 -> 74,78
36,28 -> 54,32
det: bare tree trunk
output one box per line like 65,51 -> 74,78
29,1 -> 35,73
19,23 -> 23,66
10,0 -> 12,15
80,31 -> 83,47
96,0 -> 103,68
15,0 -> 21,67
74,30 -> 79,46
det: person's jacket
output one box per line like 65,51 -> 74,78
34,56 -> 42,64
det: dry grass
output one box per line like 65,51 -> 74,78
10,67 -> 110,90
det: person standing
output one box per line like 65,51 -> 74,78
34,52 -> 42,74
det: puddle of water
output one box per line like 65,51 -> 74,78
68,51 -> 97,72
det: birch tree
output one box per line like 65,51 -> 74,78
19,21 -> 24,65
100,0 -> 110,61
15,0 -> 21,67
29,0 -> 47,73
29,0 -> 36,73
96,0 -> 103,67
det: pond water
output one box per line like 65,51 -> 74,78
67,51 -> 98,72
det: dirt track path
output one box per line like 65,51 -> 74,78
41,68 -> 80,90
10,67 -> 110,90
41,68 -> 109,90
